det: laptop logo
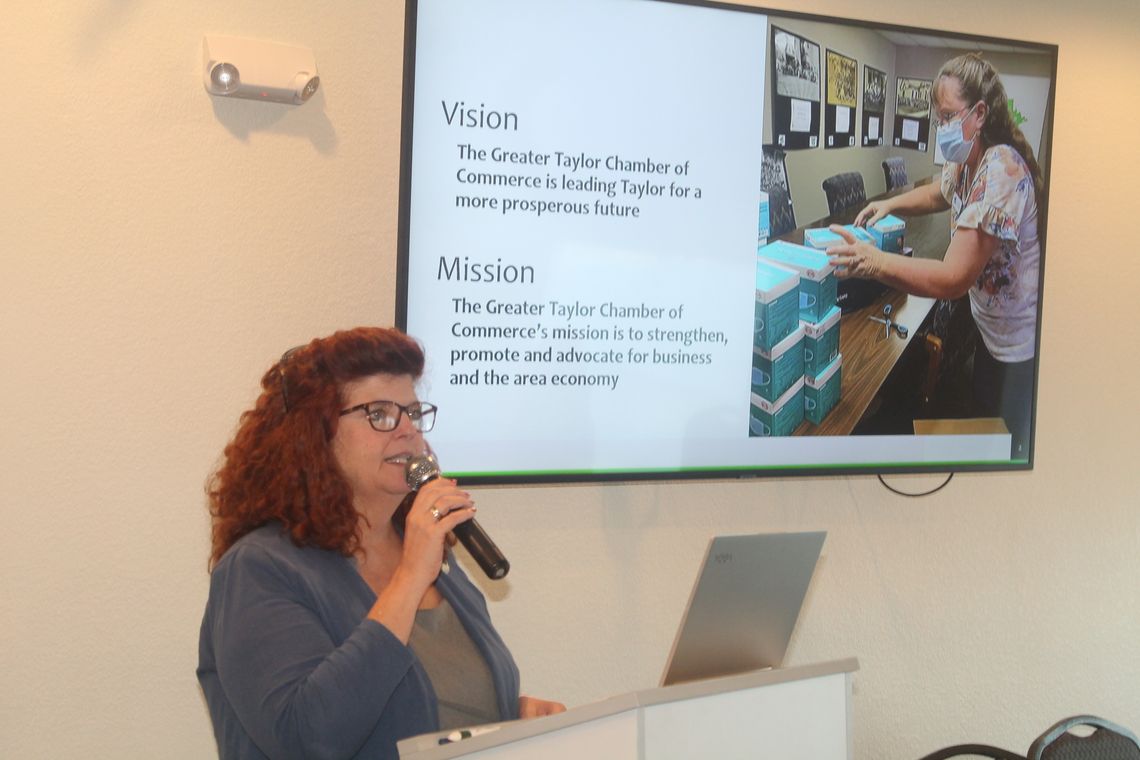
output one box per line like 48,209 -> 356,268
714,552 -> 733,564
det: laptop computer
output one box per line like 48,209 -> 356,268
659,531 -> 826,687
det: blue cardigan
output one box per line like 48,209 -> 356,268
197,523 -> 520,759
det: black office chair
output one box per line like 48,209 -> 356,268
821,171 -> 866,216
883,156 -> 909,191
766,185 -> 797,238
1027,715 -> 1140,760
761,144 -> 790,193
918,744 -> 1025,760
760,144 -> 797,237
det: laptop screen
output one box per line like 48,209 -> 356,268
660,531 -> 826,686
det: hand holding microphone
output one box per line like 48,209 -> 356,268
406,451 -> 510,580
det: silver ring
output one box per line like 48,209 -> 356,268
429,507 -> 443,522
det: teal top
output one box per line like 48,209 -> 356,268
197,523 -> 520,759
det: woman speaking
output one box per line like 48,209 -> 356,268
197,327 -> 563,759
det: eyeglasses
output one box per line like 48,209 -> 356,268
933,103 -> 976,128
338,400 -> 438,433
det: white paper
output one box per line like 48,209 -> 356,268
790,99 -> 812,133
902,118 -> 919,142
835,105 -> 850,133
868,116 -> 880,140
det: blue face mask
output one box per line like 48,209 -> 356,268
936,103 -> 978,163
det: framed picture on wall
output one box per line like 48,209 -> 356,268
824,49 -> 857,149
893,76 -> 932,151
861,65 -> 886,147
771,26 -> 821,150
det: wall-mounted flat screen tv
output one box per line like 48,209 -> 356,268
396,0 -> 1055,484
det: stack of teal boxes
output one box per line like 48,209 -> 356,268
753,239 -> 846,431
787,238 -> 843,428
799,299 -> 843,427
750,259 -> 804,437
752,324 -> 806,413
757,240 -> 836,323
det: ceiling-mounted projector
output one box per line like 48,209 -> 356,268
202,35 -> 320,105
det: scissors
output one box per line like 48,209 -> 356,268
868,303 -> 909,340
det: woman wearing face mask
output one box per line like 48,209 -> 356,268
829,52 -> 1044,459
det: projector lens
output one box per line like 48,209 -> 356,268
300,76 -> 320,101
210,63 -> 240,94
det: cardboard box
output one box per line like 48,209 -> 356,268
757,190 -> 770,243
803,224 -> 874,250
757,240 -> 837,323
836,279 -> 887,313
752,324 -> 805,404
749,377 -> 805,437
803,226 -> 887,312
804,353 -> 842,425
802,305 -> 841,378
869,214 -> 905,253
754,260 -> 800,352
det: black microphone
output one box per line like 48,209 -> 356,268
405,451 -> 510,580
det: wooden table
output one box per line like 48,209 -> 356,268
776,183 -> 951,436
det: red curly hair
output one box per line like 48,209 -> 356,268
207,327 -> 425,567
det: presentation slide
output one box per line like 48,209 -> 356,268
401,0 -> 1013,479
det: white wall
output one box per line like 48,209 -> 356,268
1,1 -> 1137,758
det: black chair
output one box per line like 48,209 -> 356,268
821,171 -> 866,216
766,185 -> 797,238
918,744 -> 1025,760
761,144 -> 797,238
1027,715 -> 1140,760
883,156 -> 909,191
760,144 -> 791,195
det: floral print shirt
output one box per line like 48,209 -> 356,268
941,144 -> 1039,362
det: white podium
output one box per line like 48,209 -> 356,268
398,658 -> 858,760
